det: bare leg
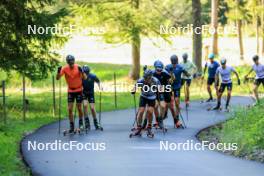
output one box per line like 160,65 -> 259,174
137,107 -> 145,126
90,103 -> 97,119
253,84 -> 259,102
68,103 -> 74,122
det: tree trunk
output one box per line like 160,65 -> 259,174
256,18 -> 259,54
130,37 -> 141,80
211,0 -> 218,55
237,20 -> 244,60
129,0 -> 141,80
192,0 -> 202,73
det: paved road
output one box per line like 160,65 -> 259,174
21,96 -> 264,176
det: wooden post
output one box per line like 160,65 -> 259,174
52,75 -> 56,117
114,72 -> 117,109
22,75 -> 26,121
2,81 -> 6,124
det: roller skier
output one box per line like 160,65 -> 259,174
203,53 -> 220,102
180,53 -> 197,107
130,69 -> 161,138
56,55 -> 87,135
244,55 -> 264,104
152,60 -> 171,132
165,55 -> 189,128
212,58 -> 241,111
82,65 -> 103,130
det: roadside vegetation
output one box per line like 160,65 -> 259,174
198,98 -> 264,163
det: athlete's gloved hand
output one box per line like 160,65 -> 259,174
78,66 -> 83,73
238,79 -> 241,85
57,66 -> 62,74
131,91 -> 136,95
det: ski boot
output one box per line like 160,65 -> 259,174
94,118 -> 103,131
174,118 -> 184,129
212,102 -> 222,111
205,97 -> 213,103
146,126 -> 154,138
129,126 -> 142,138
84,117 -> 91,131
63,122 -> 76,136
225,104 -> 230,112
154,117 -> 167,132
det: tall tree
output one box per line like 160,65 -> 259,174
71,0 -> 190,80
226,0 -> 248,60
212,0 -> 219,55
192,0 -> 202,72
130,0 -> 141,79
0,0 -> 67,80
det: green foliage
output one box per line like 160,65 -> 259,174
0,0 -> 68,80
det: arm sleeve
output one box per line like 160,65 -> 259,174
94,75 -> 100,83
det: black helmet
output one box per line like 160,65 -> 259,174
143,69 -> 153,80
66,55 -> 75,65
220,58 -> 227,65
253,55 -> 259,62
182,53 -> 188,60
170,55 -> 178,64
154,60 -> 164,71
82,65 -> 90,74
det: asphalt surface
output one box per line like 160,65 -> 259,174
21,96 -> 264,176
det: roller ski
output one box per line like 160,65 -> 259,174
207,103 -> 222,111
94,118 -> 103,131
153,117 -> 167,133
129,126 -> 142,138
63,122 -> 77,136
76,119 -> 88,134
146,127 -> 154,138
84,117 -> 91,131
174,118 -> 184,129
131,117 -> 147,131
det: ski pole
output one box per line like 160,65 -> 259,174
132,93 -> 137,127
58,79 -> 61,134
99,90 -> 102,125
183,83 -> 189,121
179,111 -> 187,128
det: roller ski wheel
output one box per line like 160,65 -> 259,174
174,121 -> 185,129
146,128 -> 154,138
63,129 -> 76,136
129,127 -> 142,138
131,127 -> 137,131
96,126 -> 103,131
207,106 -> 222,111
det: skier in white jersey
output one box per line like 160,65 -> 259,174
213,58 -> 241,110
245,55 -> 264,103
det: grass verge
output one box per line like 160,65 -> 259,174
198,98 -> 264,163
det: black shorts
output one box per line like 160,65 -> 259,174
68,92 -> 83,103
254,78 -> 264,86
173,89 -> 181,98
139,96 -> 155,107
181,79 -> 192,86
163,92 -> 172,103
83,92 -> 95,103
207,78 -> 215,85
219,83 -> 232,93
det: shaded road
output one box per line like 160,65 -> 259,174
21,96 -> 264,176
